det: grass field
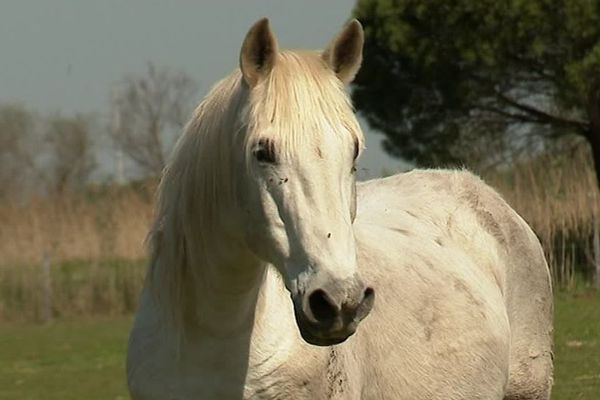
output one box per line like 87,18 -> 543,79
553,289 -> 600,399
0,318 -> 131,400
0,292 -> 598,399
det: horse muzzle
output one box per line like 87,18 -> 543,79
293,283 -> 375,346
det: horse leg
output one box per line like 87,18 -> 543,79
503,350 -> 553,400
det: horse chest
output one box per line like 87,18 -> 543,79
243,347 -> 355,400
155,339 -> 317,399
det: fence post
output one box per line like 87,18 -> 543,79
41,250 -> 53,323
594,213 -> 600,289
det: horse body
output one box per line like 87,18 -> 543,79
127,19 -> 553,400
128,170 -> 552,399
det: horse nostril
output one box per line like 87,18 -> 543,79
356,287 -> 375,320
308,289 -> 339,322
363,287 -> 375,302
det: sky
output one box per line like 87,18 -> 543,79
0,0 -> 408,179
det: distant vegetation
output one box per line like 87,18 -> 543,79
1,19 -> 599,322
0,145 -> 598,322
353,0 -> 600,188
0,186 -> 152,322
488,143 -> 600,288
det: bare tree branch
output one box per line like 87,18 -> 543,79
495,90 -> 590,131
0,104 -> 38,200
112,63 -> 197,177
46,114 -> 96,194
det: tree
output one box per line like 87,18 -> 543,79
0,104 -> 37,200
46,114 -> 96,193
112,63 -> 197,177
352,0 -> 600,183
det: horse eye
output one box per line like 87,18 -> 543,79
254,139 -> 276,164
255,148 -> 274,163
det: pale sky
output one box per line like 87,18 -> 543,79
0,0 -> 408,179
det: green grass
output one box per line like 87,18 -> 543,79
553,289 -> 600,399
0,259 -> 145,322
0,318 -> 132,400
0,292 -> 598,399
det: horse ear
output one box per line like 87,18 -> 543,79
240,18 -> 279,87
322,19 -> 364,84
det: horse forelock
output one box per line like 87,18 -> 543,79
244,51 -> 364,164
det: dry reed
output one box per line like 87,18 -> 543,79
486,144 -> 600,289
0,186 -> 153,322
0,148 -> 598,322
0,188 -> 153,265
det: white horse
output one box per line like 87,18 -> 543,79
127,19 -> 553,399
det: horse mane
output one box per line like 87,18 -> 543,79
148,50 -> 365,330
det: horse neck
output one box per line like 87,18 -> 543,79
191,237 -> 268,337
187,234 -> 299,358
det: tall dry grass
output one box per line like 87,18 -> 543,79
0,187 -> 153,265
0,148 -> 598,322
486,144 -> 600,288
0,259 -> 146,322
0,186 -> 154,322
